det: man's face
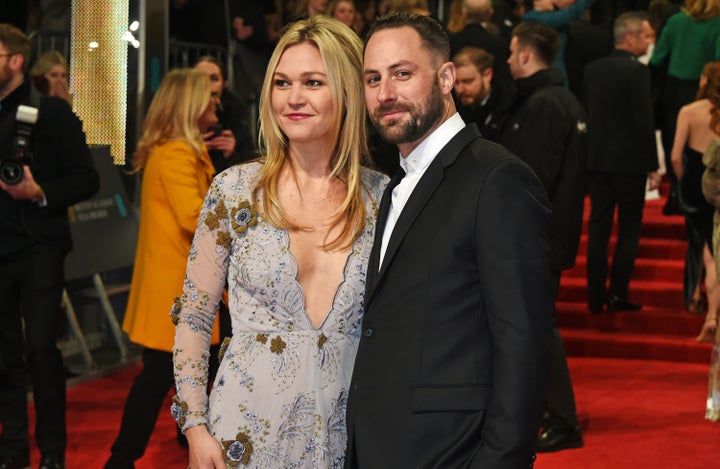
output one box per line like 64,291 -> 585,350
364,27 -> 448,155
632,20 -> 654,56
454,64 -> 492,107
507,37 -> 525,79
194,60 -> 224,99
0,45 -> 20,96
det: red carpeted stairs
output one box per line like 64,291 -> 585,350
557,195 -> 713,363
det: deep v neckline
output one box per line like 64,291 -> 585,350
284,231 -> 355,330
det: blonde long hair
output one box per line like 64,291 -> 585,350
683,0 -> 720,21
255,16 -> 368,250
132,69 -> 212,171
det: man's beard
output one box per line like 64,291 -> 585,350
0,63 -> 13,95
370,77 -> 444,145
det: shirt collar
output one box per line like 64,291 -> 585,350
398,113 -> 465,176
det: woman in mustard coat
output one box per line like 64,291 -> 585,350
105,69 -> 221,469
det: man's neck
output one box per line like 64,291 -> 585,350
616,44 -> 638,57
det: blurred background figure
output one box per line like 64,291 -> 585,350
650,0 -> 720,216
193,55 -> 258,174
388,0 -> 432,15
671,61 -> 720,344
29,49 -> 71,104
293,0 -> 330,19
452,46 -> 510,140
450,0 -> 513,92
446,0 -> 468,32
701,137 -> 720,422
521,0 -> 597,85
104,69 -> 221,469
328,0 -> 359,31
583,12 -> 660,316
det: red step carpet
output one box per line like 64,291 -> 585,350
27,358 -> 720,468
557,196 -> 712,363
23,193 -> 720,467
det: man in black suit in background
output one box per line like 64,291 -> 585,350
346,13 -> 553,468
583,12 -> 660,315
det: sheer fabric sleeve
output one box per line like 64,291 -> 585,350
171,176 -> 232,431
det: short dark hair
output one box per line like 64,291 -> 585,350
0,23 -> 30,72
452,46 -> 494,73
365,13 -> 450,64
512,22 -> 560,67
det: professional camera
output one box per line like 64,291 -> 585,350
0,105 -> 39,185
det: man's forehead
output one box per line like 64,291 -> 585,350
364,28 -> 428,67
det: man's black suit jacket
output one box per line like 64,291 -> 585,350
346,124 -> 554,468
583,49 -> 659,174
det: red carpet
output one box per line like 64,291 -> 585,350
557,196 -> 712,364
26,357 -> 720,468
23,191 -> 718,467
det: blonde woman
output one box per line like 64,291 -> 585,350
172,16 -> 388,468
29,50 -> 71,103
105,69 -> 221,469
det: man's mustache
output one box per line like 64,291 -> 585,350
372,104 -> 411,119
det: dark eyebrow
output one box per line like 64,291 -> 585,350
363,61 -> 413,76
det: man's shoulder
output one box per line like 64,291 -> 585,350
460,134 -> 523,169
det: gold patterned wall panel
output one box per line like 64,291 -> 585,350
70,1 -> 129,164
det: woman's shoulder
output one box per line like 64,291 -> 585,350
360,167 -> 390,190
215,160 -> 264,182
360,167 -> 390,204
681,99 -> 713,118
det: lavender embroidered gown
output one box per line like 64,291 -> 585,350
172,162 -> 388,468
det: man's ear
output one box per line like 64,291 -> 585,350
521,48 -> 531,66
483,67 -> 493,81
438,61 -> 456,95
10,54 -> 24,73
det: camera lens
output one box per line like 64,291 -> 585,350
0,160 -> 23,185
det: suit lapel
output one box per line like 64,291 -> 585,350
365,168 -> 405,301
365,125 -> 481,307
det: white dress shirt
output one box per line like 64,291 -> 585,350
378,113 -> 465,269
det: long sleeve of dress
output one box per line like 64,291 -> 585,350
172,177 -> 232,431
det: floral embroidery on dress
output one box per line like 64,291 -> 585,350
256,333 -> 268,344
231,200 -> 258,235
204,196 -> 226,231
216,230 -> 232,249
170,395 -> 188,427
218,336 -> 231,361
170,297 -> 182,325
222,431 -> 254,467
270,336 -> 286,354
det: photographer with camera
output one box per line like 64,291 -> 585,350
0,24 -> 98,469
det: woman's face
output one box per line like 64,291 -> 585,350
45,64 -> 68,91
197,92 -> 219,132
271,43 -> 335,148
332,1 -> 356,27
309,0 -> 329,15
